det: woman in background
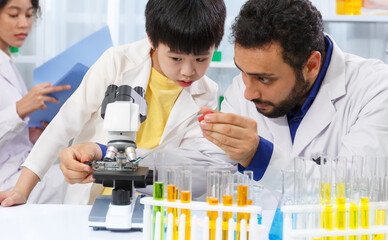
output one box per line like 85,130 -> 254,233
0,0 -> 69,203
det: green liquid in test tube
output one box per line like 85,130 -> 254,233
153,182 -> 164,240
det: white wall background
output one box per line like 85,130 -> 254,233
15,0 -> 388,95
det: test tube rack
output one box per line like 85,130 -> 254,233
282,201 -> 388,240
141,197 -> 264,240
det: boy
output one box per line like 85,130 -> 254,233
0,0 -> 235,206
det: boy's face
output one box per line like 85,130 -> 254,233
153,43 -> 215,87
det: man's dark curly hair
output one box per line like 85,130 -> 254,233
232,0 -> 325,71
146,0 -> 226,55
0,0 -> 40,16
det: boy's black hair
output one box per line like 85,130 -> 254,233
145,0 -> 226,55
0,0 -> 40,16
232,0 -> 325,71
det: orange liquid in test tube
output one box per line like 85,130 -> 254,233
222,196 -> 233,240
181,191 -> 191,240
237,185 -> 249,240
167,185 -> 178,240
207,197 -> 219,240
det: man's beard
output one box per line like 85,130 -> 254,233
253,70 -> 310,118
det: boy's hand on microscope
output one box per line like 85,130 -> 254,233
59,142 -> 102,184
0,190 -> 27,207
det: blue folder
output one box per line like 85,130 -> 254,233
28,26 -> 113,127
28,63 -> 88,127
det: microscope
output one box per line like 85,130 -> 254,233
88,84 -> 153,231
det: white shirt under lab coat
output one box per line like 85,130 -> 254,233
0,49 -> 64,203
22,39 -> 235,204
222,35 -> 388,209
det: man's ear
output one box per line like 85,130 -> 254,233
303,51 -> 322,80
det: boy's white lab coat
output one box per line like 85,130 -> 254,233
23,39 -> 234,204
222,35 -> 388,208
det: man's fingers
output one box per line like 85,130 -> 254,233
202,111 -> 257,129
202,129 -> 241,148
201,121 -> 250,140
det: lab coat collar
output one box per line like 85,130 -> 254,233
291,34 -> 346,155
320,34 -> 346,101
0,49 -> 15,86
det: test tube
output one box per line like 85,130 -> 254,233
269,169 -> 295,240
244,170 -> 254,240
180,168 -> 192,240
320,155 -> 334,240
294,157 -> 306,232
349,155 -> 362,240
207,169 -> 220,240
244,170 -> 254,206
373,156 -> 386,240
221,170 -> 233,240
305,156 -> 322,240
360,156 -> 373,240
334,156 -> 347,240
167,168 -> 179,240
153,154 -> 166,240
236,173 -> 249,240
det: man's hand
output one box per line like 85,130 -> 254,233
199,106 -> 260,168
59,142 -> 102,184
0,190 -> 27,207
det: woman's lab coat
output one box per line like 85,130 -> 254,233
222,35 -> 388,208
22,39 -> 235,204
0,50 -> 64,203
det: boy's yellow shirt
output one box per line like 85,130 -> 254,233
101,67 -> 182,195
136,67 -> 183,149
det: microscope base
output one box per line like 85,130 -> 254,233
88,195 -> 143,231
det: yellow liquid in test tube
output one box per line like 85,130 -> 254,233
237,185 -> 249,240
361,197 -> 369,240
222,195 -> 233,240
374,209 -> 385,240
324,205 -> 334,240
320,183 -> 332,231
335,197 -> 346,240
349,202 -> 359,240
167,185 -> 178,240
181,191 -> 191,240
207,197 -> 219,240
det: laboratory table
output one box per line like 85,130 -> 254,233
0,204 -> 274,240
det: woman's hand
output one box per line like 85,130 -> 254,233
28,121 -> 48,144
16,82 -> 70,119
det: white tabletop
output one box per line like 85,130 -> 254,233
0,204 -> 142,240
0,204 -> 273,240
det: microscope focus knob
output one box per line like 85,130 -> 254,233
112,189 -> 131,205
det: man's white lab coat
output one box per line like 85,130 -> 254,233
222,35 -> 388,208
22,39 -> 235,204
